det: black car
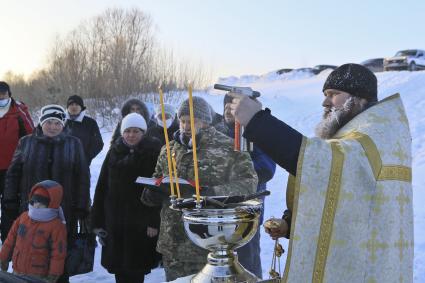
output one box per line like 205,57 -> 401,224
361,58 -> 384,72
312,65 -> 338,75
293,67 -> 315,74
276,68 -> 293,75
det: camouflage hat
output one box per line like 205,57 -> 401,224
178,96 -> 212,124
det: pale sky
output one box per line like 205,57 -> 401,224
1,0 -> 425,81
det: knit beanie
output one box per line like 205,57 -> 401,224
0,81 -> 11,96
120,112 -> 147,134
67,95 -> 86,110
322,63 -> 378,102
223,93 -> 233,107
39,104 -> 66,126
177,96 -> 212,124
155,103 -> 176,119
31,187 -> 50,207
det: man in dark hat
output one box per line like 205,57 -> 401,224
65,95 -> 103,165
228,63 -> 413,281
0,81 -> 34,243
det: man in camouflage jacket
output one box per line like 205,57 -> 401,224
141,96 -> 258,281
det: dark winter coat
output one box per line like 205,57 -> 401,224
0,99 -> 34,170
3,127 -> 90,237
242,109 -> 303,176
91,136 -> 162,274
110,98 -> 150,145
65,111 -> 104,165
145,118 -> 179,146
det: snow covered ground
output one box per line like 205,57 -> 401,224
71,69 -> 424,282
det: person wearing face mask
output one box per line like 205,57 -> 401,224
145,103 -> 179,146
2,104 -> 90,283
91,113 -> 162,283
228,64 -> 413,282
111,98 -> 151,145
0,81 -> 34,243
0,180 -> 67,283
141,96 -> 258,281
65,95 -> 104,166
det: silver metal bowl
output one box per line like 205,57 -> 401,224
182,199 -> 262,283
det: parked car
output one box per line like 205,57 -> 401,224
361,58 -> 384,72
383,49 -> 425,71
276,68 -> 293,75
312,65 -> 337,74
293,67 -> 315,74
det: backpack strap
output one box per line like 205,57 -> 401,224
14,100 -> 34,131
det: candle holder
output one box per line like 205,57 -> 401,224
182,199 -> 263,283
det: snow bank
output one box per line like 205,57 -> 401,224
72,70 -> 425,282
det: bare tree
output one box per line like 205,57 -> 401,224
4,7 -> 211,121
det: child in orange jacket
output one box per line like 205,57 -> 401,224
0,180 -> 67,283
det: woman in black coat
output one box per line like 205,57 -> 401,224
91,113 -> 162,283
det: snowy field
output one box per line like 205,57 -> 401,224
68,69 -> 424,282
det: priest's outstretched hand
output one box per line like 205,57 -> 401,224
228,92 -> 262,127
264,218 -> 288,240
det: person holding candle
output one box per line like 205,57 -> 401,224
141,96 -> 258,281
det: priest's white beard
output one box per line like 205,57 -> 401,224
315,96 -> 368,139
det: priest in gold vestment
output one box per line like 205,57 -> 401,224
229,63 -> 413,283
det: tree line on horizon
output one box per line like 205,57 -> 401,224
3,8 -> 211,122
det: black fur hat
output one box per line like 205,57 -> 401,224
323,63 -> 378,102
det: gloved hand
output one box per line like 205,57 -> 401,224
0,260 -> 9,271
45,274 -> 60,283
147,227 -> 158,238
93,228 -> 108,246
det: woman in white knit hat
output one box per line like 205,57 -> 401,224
91,112 -> 162,283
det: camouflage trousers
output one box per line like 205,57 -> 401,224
163,257 -> 205,282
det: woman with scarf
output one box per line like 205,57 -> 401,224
0,180 -> 67,283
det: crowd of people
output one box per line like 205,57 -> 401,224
0,81 -> 275,283
0,62 -> 414,283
